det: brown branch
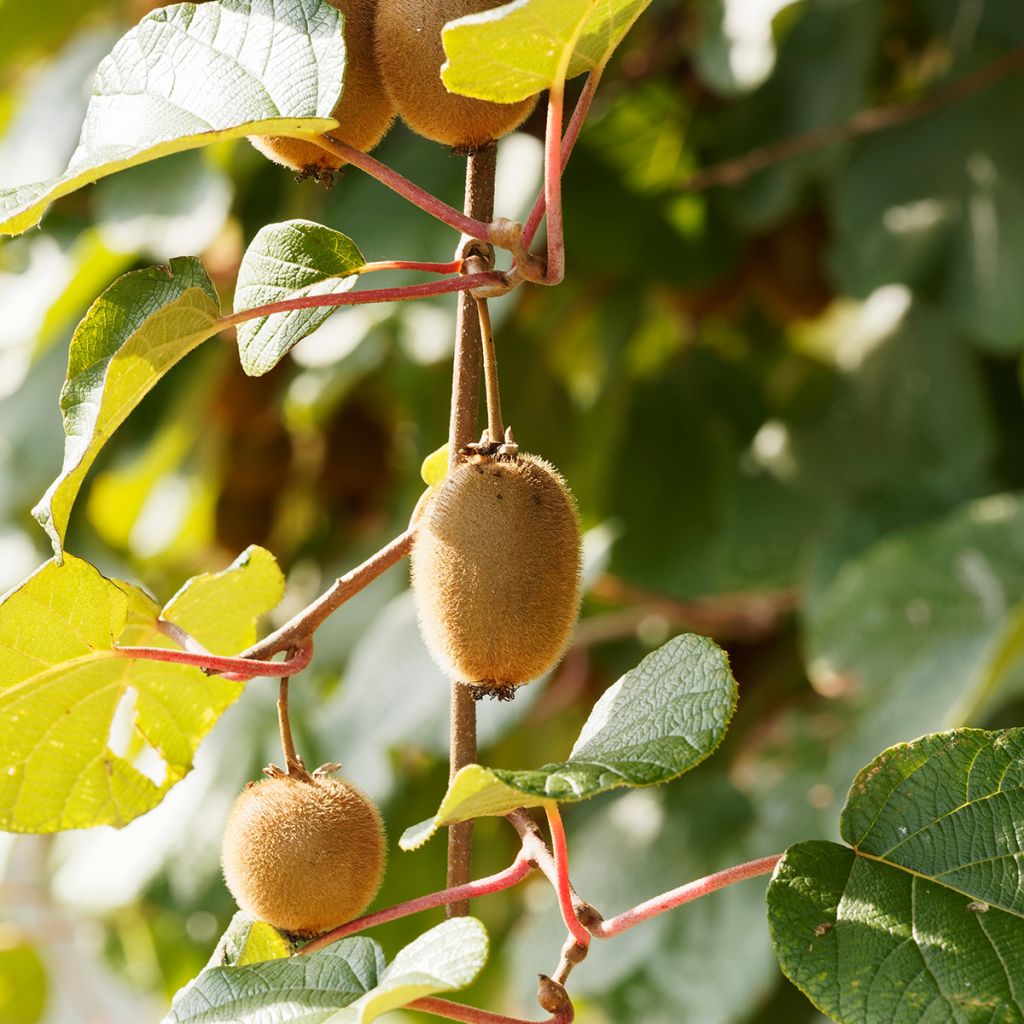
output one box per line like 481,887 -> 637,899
681,47 -> 1024,193
241,530 -> 414,661
447,144 -> 498,917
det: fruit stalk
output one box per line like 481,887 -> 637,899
446,143 -> 497,915
408,996 -> 573,1024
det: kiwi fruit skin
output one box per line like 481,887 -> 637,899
375,0 -> 538,149
411,453 -> 582,691
250,0 -> 395,176
221,774 -> 386,936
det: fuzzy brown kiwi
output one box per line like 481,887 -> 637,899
250,0 -> 395,179
220,773 -> 385,936
374,0 -> 538,149
410,451 -> 582,697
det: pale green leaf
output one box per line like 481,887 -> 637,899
163,917 -> 489,1024
420,444 -> 449,487
442,0 -> 654,103
768,729 -> 1024,1024
401,634 -> 737,848
234,220 -> 367,376
0,551 -> 282,832
31,257 -> 221,557
0,0 -> 346,237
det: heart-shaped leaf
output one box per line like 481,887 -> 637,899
768,729 -> 1024,1024
402,634 -> 737,848
1,0 -> 346,237
0,548 -> 283,832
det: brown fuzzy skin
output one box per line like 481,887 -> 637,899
250,0 -> 395,176
411,453 -> 582,692
375,0 -> 538,149
221,775 -> 385,936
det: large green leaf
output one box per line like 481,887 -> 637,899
233,220 -> 367,377
32,257 -> 221,557
0,548 -> 283,832
441,0 -> 654,103
769,842 -> 1024,1024
163,917 -> 489,1024
0,0 -> 346,237
401,634 -> 737,848
768,729 -> 1024,1024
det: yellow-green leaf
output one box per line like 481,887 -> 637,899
208,914 -> 292,968
442,0 -> 653,104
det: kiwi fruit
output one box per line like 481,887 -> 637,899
220,772 -> 385,936
411,449 -> 582,697
250,0 -> 395,179
375,0 -> 538,149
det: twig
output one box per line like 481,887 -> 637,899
319,136 -> 497,243
222,274 -> 504,329
447,144 -> 497,915
112,640 -> 312,679
680,47 -> 1024,193
298,856 -> 533,955
242,530 -> 414,661
522,71 -> 602,250
476,296 -> 504,442
540,83 -> 566,286
359,259 -> 465,275
543,804 -> 591,948
589,854 -> 783,938
277,672 -> 300,773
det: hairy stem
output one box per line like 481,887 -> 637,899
540,84 -> 567,286
299,856 -> 533,954
446,144 -> 497,915
360,258 -> 465,275
544,804 -> 591,947
319,136 -> 497,242
223,274 -> 504,329
590,854 -> 783,938
113,640 -> 312,679
409,996 -> 573,1024
522,70 -> 602,250
277,673 -> 300,772
476,296 -> 504,442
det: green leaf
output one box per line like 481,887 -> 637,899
0,927 -> 47,1024
0,549 -> 283,832
163,917 -> 489,1024
233,220 -> 367,377
401,634 -> 737,849
441,0 -> 654,103
768,729 -> 1024,1024
841,729 -> 1024,916
31,257 -> 221,557
805,493 -> 1024,796
0,0 -> 346,237
768,841 -> 1024,1024
420,444 -> 449,487
208,914 -> 292,969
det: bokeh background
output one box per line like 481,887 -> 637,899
2,0 -> 1024,1021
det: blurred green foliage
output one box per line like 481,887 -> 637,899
1,0 -> 1023,1021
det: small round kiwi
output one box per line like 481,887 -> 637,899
250,0 -> 395,178
220,773 -> 385,936
375,0 -> 538,149
410,451 -> 582,696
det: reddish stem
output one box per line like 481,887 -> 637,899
544,804 -> 591,947
360,259 -> 465,275
522,71 -> 601,251
299,856 -> 533,955
320,137 -> 496,242
409,997 -> 573,1024
223,273 -> 505,327
539,86 -> 567,286
590,854 -> 783,938
112,639 -> 313,680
